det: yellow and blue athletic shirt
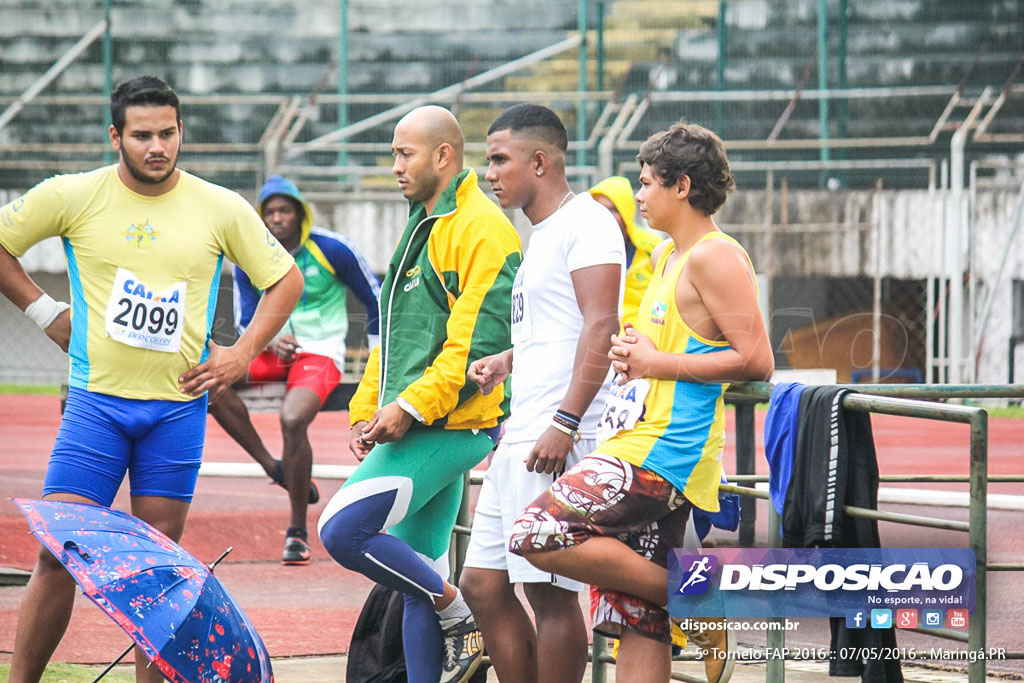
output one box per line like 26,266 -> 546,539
594,231 -> 756,512
0,165 -> 294,401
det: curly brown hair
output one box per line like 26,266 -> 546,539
637,122 -> 735,215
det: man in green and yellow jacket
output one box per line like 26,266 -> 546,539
318,105 -> 521,683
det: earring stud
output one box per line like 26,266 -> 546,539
536,170 -> 543,176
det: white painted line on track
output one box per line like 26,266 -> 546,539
199,461 -> 486,485
749,482 -> 1024,511
198,463 -> 1022,509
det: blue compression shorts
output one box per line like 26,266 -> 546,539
43,387 -> 208,506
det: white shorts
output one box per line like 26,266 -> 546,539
463,438 -> 595,591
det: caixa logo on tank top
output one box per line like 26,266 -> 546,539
122,220 -> 158,248
650,300 -> 667,326
104,267 -> 186,353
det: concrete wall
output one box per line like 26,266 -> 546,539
0,272 -> 71,384
972,191 -> 1024,384
4,185 -> 1021,385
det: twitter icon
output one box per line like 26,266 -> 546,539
870,609 -> 893,629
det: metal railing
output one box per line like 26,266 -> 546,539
263,83 -> 1024,196
586,382 -> 1024,683
196,381 -> 1024,681
5,81 -> 1020,193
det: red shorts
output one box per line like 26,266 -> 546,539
247,350 -> 342,406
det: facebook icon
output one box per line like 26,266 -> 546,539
845,609 -> 867,629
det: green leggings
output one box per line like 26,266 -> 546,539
339,426 -> 493,560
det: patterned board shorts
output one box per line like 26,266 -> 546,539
508,453 -> 692,643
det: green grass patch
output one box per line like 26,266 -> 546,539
979,404 -> 1024,419
0,662 -> 134,682
0,383 -> 60,394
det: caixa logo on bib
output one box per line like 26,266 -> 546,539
668,548 -> 975,618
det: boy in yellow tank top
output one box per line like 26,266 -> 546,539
510,123 -> 774,683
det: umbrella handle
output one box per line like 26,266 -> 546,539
208,546 -> 233,570
91,643 -> 134,682
63,540 -> 93,563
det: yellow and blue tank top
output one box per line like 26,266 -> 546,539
594,231 -> 755,512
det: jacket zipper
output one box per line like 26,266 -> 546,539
378,206 -> 456,406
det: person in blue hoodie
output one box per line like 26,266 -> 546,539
210,175 -> 381,564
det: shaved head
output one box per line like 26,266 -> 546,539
391,106 -> 465,212
395,105 -> 464,165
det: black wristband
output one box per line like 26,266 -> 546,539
554,409 -> 582,426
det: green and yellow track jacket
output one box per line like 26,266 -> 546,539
349,169 -> 522,430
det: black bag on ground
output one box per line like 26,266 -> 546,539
347,583 -> 489,683
347,583 -> 407,683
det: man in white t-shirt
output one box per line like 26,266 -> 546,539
460,104 -> 624,683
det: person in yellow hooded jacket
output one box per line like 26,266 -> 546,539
590,175 -> 664,325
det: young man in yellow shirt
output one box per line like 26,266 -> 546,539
0,75 -> 302,683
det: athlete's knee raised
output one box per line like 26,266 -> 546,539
318,504 -> 375,569
318,482 -> 411,568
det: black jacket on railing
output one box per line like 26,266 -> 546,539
783,385 -> 904,683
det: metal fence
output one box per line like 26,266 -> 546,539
2,3 -> 1023,385
195,381 -> 1024,681
2,1 -> 1022,191
4,178 -> 1023,389
587,382 -> 1024,683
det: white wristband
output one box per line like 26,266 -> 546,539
24,293 -> 69,329
550,419 -> 581,443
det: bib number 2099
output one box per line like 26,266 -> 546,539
111,298 -> 179,336
104,267 -> 186,353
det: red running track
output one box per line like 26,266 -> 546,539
1,394 -> 1021,674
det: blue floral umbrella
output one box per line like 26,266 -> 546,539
15,498 -> 273,683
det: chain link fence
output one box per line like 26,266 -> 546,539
2,1 -> 1022,386
2,1 -> 1021,189
724,184 -> 929,384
